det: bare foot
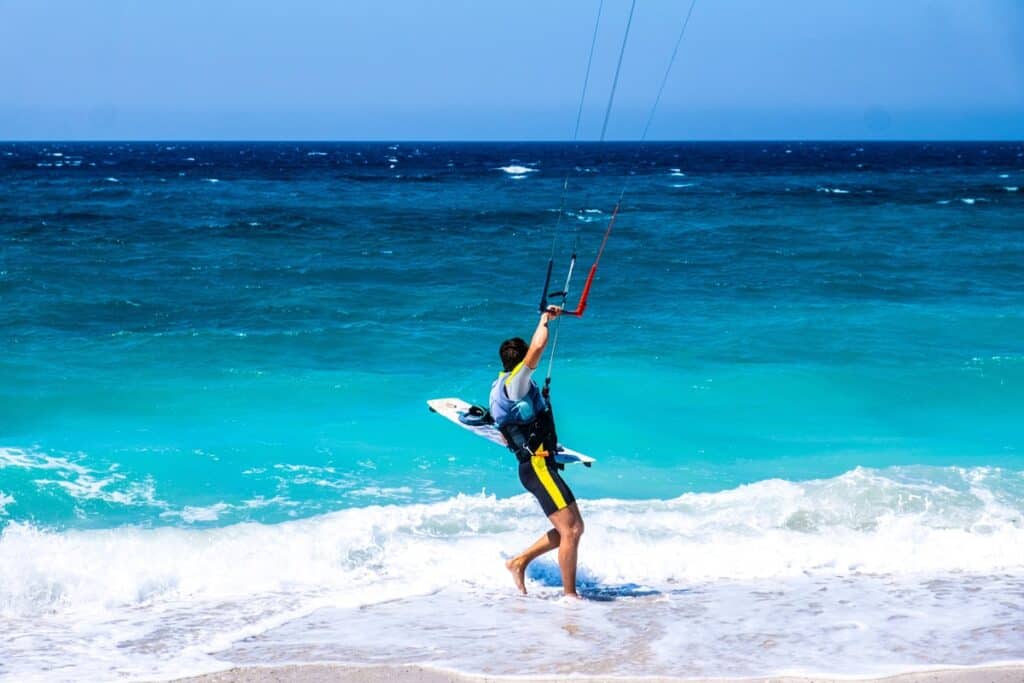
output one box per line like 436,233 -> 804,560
505,558 -> 527,594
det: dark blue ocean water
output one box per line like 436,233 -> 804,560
1,142 -> 1023,681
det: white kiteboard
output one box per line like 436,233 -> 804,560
427,397 -> 595,467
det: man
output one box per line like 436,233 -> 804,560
489,305 -> 584,598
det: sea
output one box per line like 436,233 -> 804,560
1,141 -> 1022,682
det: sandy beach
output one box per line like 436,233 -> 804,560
173,664 -> 1024,683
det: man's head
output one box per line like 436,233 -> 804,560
499,337 -> 528,372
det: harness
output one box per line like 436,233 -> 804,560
489,372 -> 560,465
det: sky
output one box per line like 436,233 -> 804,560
1,0 -> 1022,140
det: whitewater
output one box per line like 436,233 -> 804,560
2,457 -> 1022,681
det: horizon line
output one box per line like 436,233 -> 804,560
4,138 -> 1024,144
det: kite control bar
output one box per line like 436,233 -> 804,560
537,201 -> 618,318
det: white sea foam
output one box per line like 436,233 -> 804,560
348,485 -> 413,498
32,474 -> 156,508
162,502 -> 232,523
242,495 -> 297,510
274,463 -> 336,474
216,574 -> 1024,680
1005,186 -> 1019,192
0,448 -> 92,475
105,177 -> 119,183
1,466 -> 1020,610
0,448 -> 161,509
497,165 -> 537,175
0,492 -> 14,515
204,178 -> 220,183
1,466 -> 1021,680
158,497 -> 299,524
816,186 -> 850,194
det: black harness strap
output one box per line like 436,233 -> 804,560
499,407 -> 560,466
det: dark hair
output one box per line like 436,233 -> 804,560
499,337 -> 528,372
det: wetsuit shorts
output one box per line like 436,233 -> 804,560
518,454 -> 575,517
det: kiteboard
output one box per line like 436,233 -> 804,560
427,397 -> 595,467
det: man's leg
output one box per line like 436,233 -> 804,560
509,455 -> 582,595
548,502 -> 584,596
506,529 -> 560,594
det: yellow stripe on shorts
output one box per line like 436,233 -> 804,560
530,455 -> 567,510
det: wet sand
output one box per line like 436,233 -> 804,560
172,663 -> 1024,683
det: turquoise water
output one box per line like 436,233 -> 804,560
1,141 -> 1022,680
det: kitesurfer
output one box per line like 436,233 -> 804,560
490,305 -> 584,597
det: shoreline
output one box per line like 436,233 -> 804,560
171,663 -> 1024,683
